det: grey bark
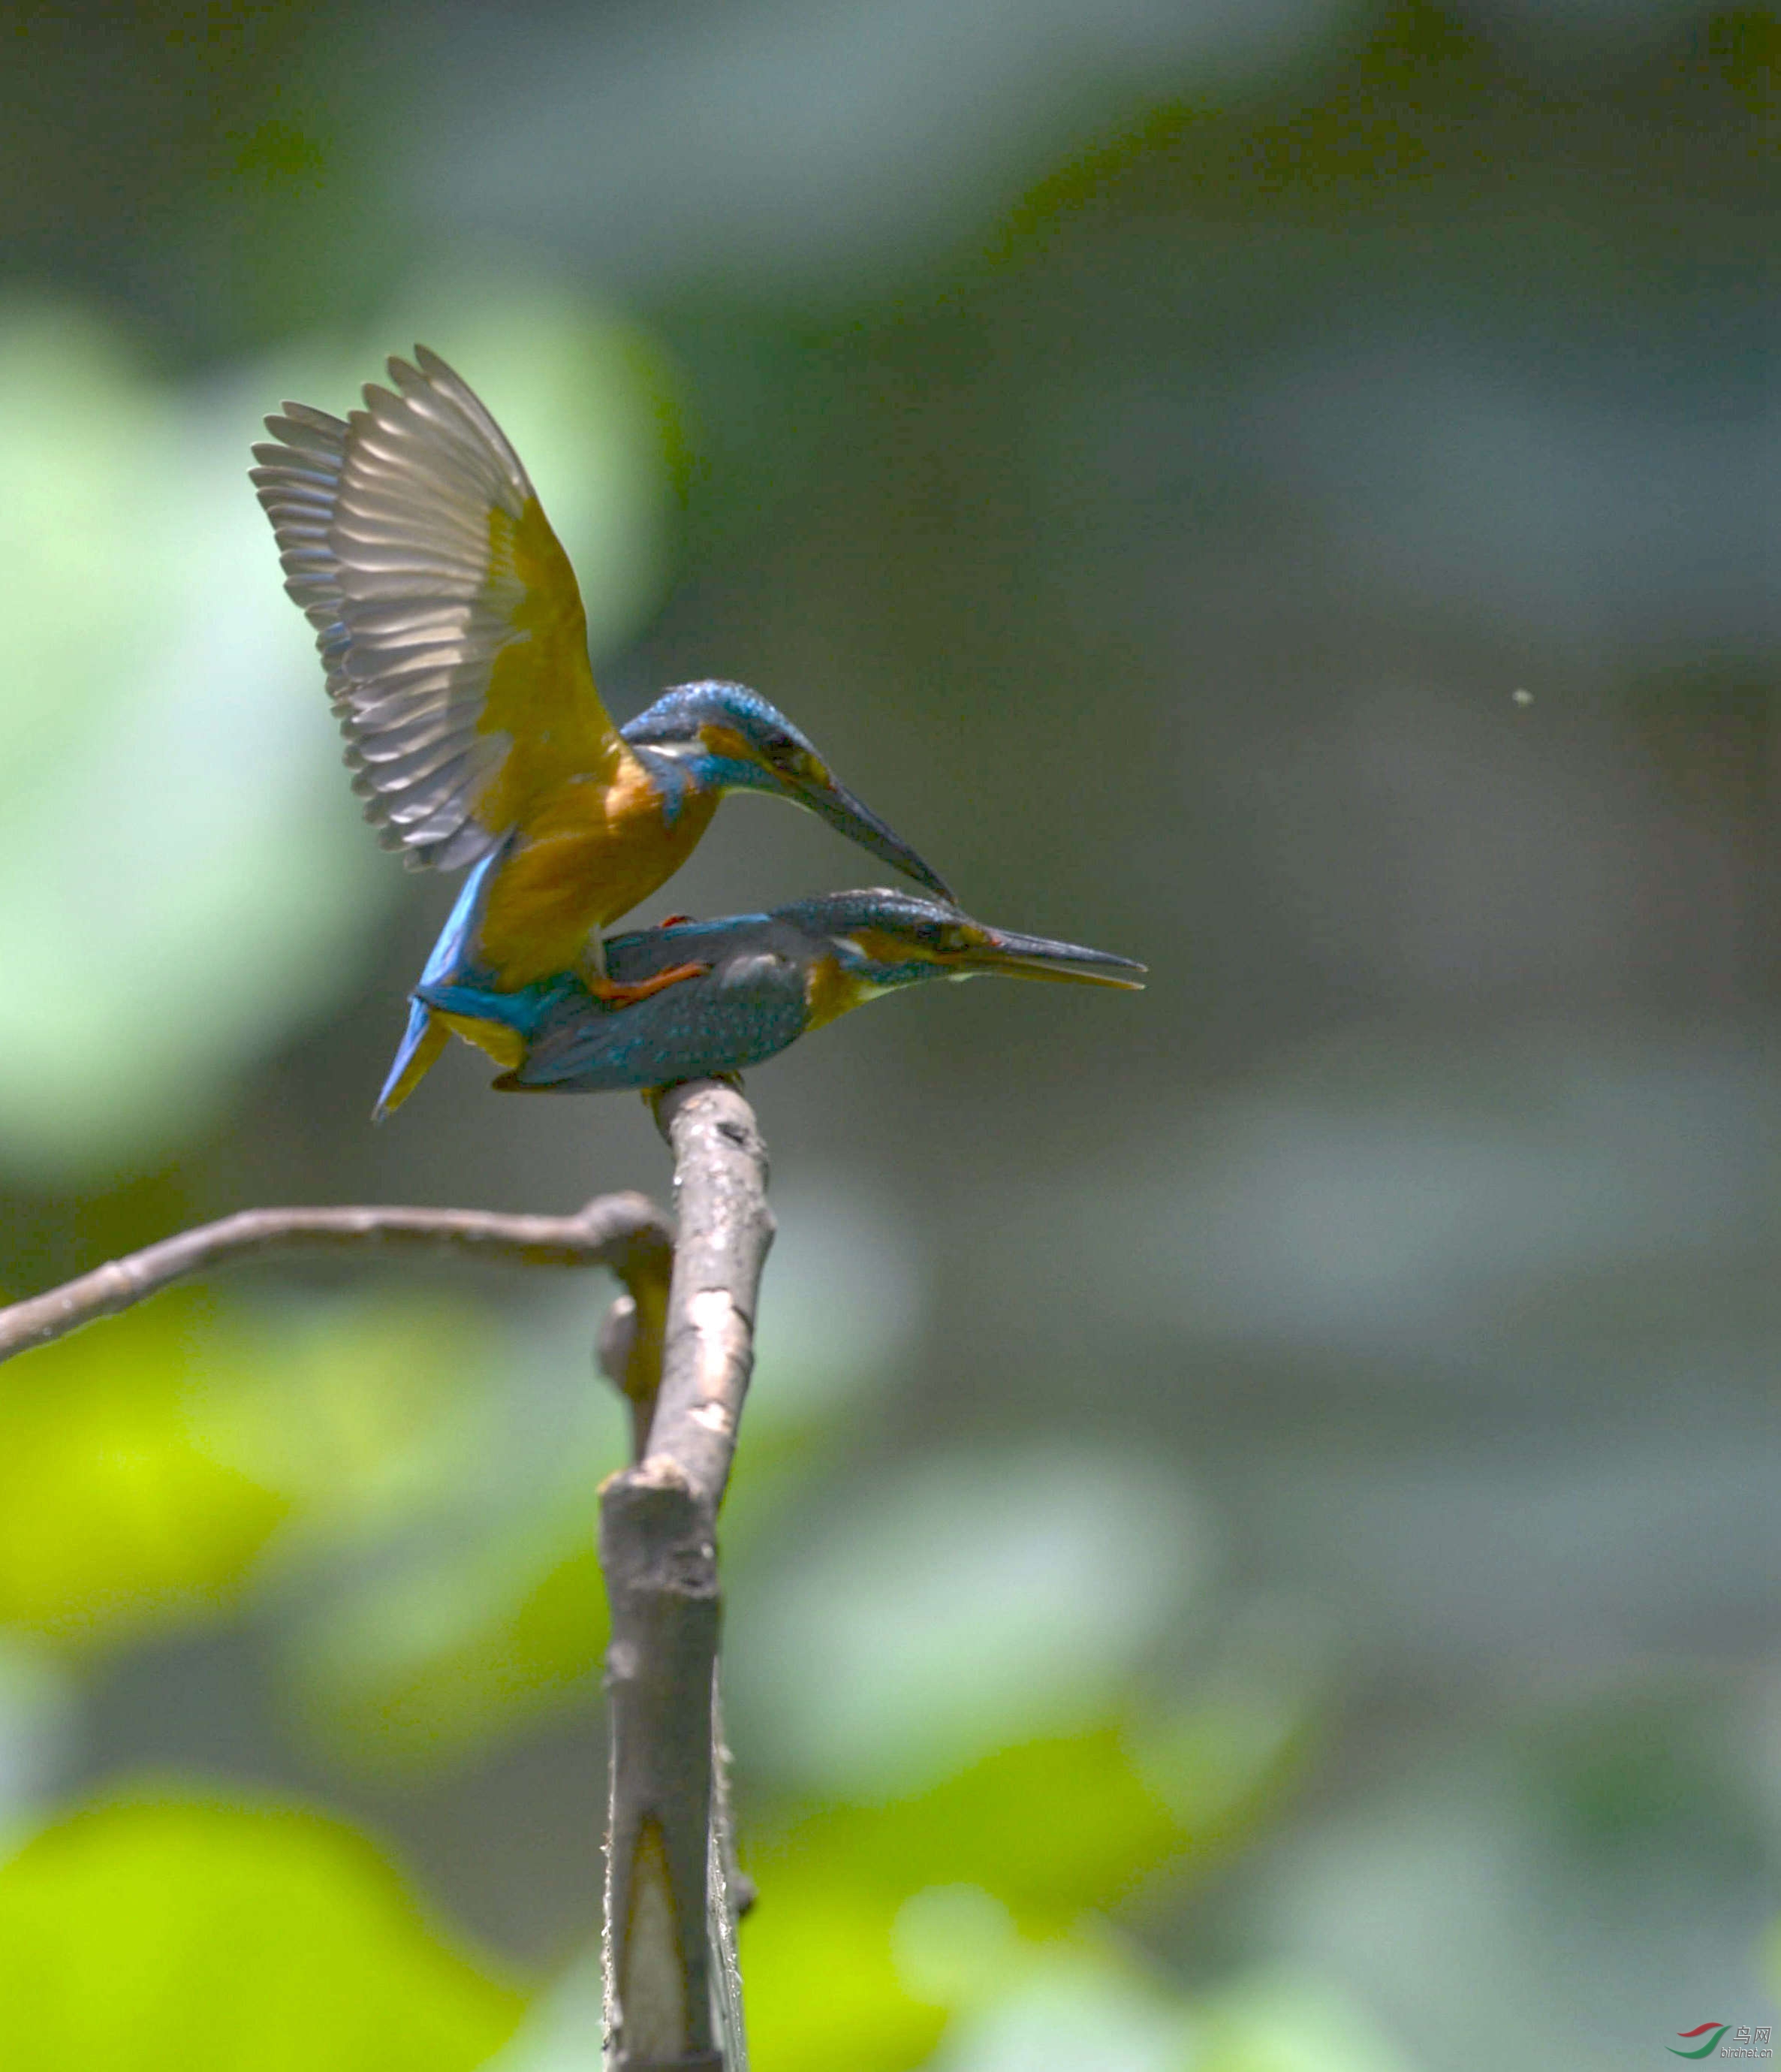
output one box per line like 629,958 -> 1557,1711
597,1080 -> 773,2070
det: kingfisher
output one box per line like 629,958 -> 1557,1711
250,346 -> 951,1117
408,873 -> 1145,1095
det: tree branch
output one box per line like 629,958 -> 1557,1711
0,1194 -> 675,1367
598,1080 -> 773,2070
0,1084 -> 772,2069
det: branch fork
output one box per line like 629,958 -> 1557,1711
0,1077 -> 773,2070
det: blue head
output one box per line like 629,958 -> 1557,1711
622,681 -> 953,900
777,888 -> 1149,1003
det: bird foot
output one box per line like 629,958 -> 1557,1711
640,1069 -> 745,1116
587,961 -> 710,1008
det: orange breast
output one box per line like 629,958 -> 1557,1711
476,753 -> 719,987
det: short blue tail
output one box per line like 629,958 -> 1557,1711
371,843 -> 507,1120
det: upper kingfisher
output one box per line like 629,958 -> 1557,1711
250,347 -> 951,1116
408,867 -> 1146,1096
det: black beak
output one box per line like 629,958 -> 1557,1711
797,771 -> 955,903
964,927 -> 1147,990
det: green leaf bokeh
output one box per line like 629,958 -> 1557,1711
0,1 -> 1773,2064
0,1791 -> 524,2072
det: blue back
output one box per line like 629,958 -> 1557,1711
418,912 -> 814,1093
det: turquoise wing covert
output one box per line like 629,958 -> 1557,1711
420,919 -> 811,1094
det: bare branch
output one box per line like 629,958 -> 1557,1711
648,1081 -> 774,1507
601,1080 -> 773,2070
0,1194 -> 674,1365
0,1083 -> 770,2069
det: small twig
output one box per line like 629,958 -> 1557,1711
0,1194 -> 675,1366
0,1095 -> 769,2069
600,1081 -> 773,2070
598,1288 -> 670,1462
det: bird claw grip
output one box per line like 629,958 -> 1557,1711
587,961 -> 710,1009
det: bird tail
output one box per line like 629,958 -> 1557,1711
370,838 -> 511,1119
372,1004 -> 448,1120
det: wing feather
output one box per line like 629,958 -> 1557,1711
251,348 -> 619,868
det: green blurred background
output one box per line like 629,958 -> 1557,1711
0,3 -> 1773,2066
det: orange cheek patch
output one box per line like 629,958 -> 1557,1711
850,927 -> 921,968
698,722 -> 757,767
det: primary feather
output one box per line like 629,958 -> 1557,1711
250,346 -> 620,870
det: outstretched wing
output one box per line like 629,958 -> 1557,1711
251,347 -> 619,870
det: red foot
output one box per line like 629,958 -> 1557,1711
588,961 -> 710,1007
658,912 -> 697,928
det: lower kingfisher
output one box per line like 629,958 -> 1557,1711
409,877 -> 1145,1095
249,347 -> 951,1117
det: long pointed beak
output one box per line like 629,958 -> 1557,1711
966,927 -> 1147,990
797,772 -> 955,902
